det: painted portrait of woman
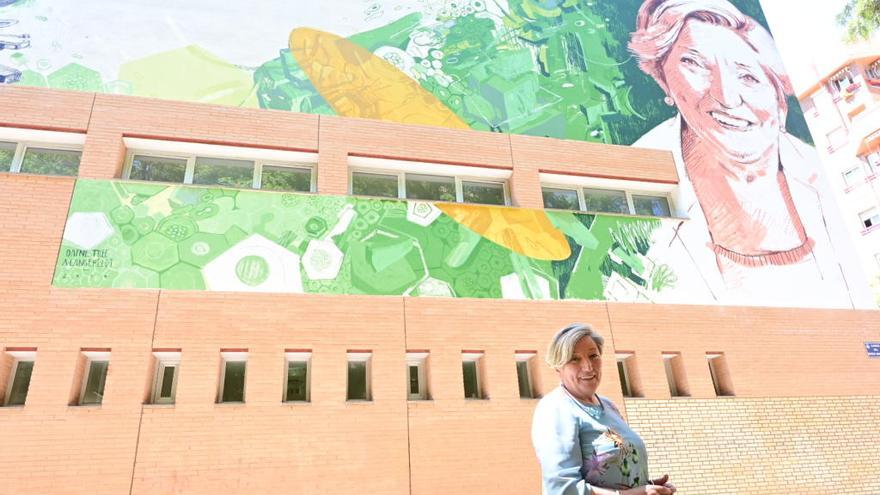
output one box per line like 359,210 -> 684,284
628,0 -> 871,308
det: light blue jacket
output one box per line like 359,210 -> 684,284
531,387 -> 649,494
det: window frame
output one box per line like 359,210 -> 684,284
859,207 -> 880,232
283,351 -> 312,403
1,140 -> 83,175
78,351 -> 110,406
217,351 -> 248,404
461,351 -> 485,400
662,352 -> 690,398
541,183 -> 674,218
349,167 -> 510,205
514,352 -> 537,399
346,351 -> 372,402
122,147 -> 317,193
405,352 -> 429,401
150,351 -> 181,405
3,350 -> 36,407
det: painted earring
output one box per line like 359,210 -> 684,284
664,96 -> 674,106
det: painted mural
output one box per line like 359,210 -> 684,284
4,0 -> 871,307
55,180 -> 677,302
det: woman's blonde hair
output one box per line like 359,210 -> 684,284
545,323 -> 604,369
628,0 -> 792,109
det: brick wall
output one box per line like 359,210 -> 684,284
1,86 -> 879,494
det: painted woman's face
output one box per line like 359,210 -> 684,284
558,337 -> 602,403
661,20 -> 783,164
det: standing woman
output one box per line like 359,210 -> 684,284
532,324 -> 675,495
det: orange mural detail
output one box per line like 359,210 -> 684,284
436,204 -> 571,261
289,28 -> 470,129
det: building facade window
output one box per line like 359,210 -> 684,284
843,166 -> 868,188
346,351 -> 372,401
0,140 -> 82,177
122,139 -> 317,192
79,351 -> 110,406
462,351 -> 485,399
405,351 -> 429,400
706,353 -> 734,397
542,185 -> 673,218
150,351 -> 181,405
515,351 -> 538,399
348,156 -> 511,205
284,351 -> 311,402
859,208 -> 880,231
218,351 -> 247,403
662,352 -> 689,397
615,352 -> 643,398
3,349 -> 35,407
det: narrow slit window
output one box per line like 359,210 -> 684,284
515,352 -> 538,399
218,351 -> 247,403
79,352 -> 110,406
284,351 -> 311,402
615,353 -> 642,398
462,352 -> 485,399
346,352 -> 372,401
3,350 -> 36,407
662,353 -> 689,397
707,353 -> 734,397
150,351 -> 181,405
406,352 -> 429,400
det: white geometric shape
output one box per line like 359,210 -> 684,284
415,277 -> 454,297
302,239 -> 344,280
202,234 -> 302,293
63,212 -> 115,250
500,272 -> 552,300
407,201 -> 442,227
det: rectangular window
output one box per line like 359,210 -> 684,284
3,350 -> 36,407
615,353 -> 642,398
122,140 -> 317,192
405,173 -> 457,202
347,157 -> 511,205
346,351 -> 372,401
542,187 -> 580,210
0,141 -> 16,169
193,157 -> 255,189
462,352 -> 485,399
18,147 -> 81,177
860,208 -> 880,230
218,351 -> 247,403
583,188 -> 628,214
150,351 -> 181,405
707,353 -> 734,396
406,351 -> 429,400
284,351 -> 311,402
843,166 -> 867,187
515,352 -> 538,399
662,353 -> 689,397
130,155 -> 188,183
632,194 -> 672,217
542,184 -> 673,218
462,180 -> 506,206
352,171 -> 399,198
79,352 -> 110,406
260,165 -> 312,192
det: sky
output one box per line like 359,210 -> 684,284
760,0 -> 880,95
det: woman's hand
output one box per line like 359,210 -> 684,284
619,474 -> 677,495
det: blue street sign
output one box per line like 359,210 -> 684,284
867,342 -> 880,358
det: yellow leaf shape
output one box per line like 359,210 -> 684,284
289,28 -> 470,129
436,204 -> 571,261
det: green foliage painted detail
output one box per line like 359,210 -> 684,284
53,180 -> 677,302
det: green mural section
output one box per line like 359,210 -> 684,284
0,0 -> 811,146
53,180 -> 675,301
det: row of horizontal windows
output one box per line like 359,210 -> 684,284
3,348 -> 734,407
0,134 -> 676,217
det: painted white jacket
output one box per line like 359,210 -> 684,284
632,116 -> 873,309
